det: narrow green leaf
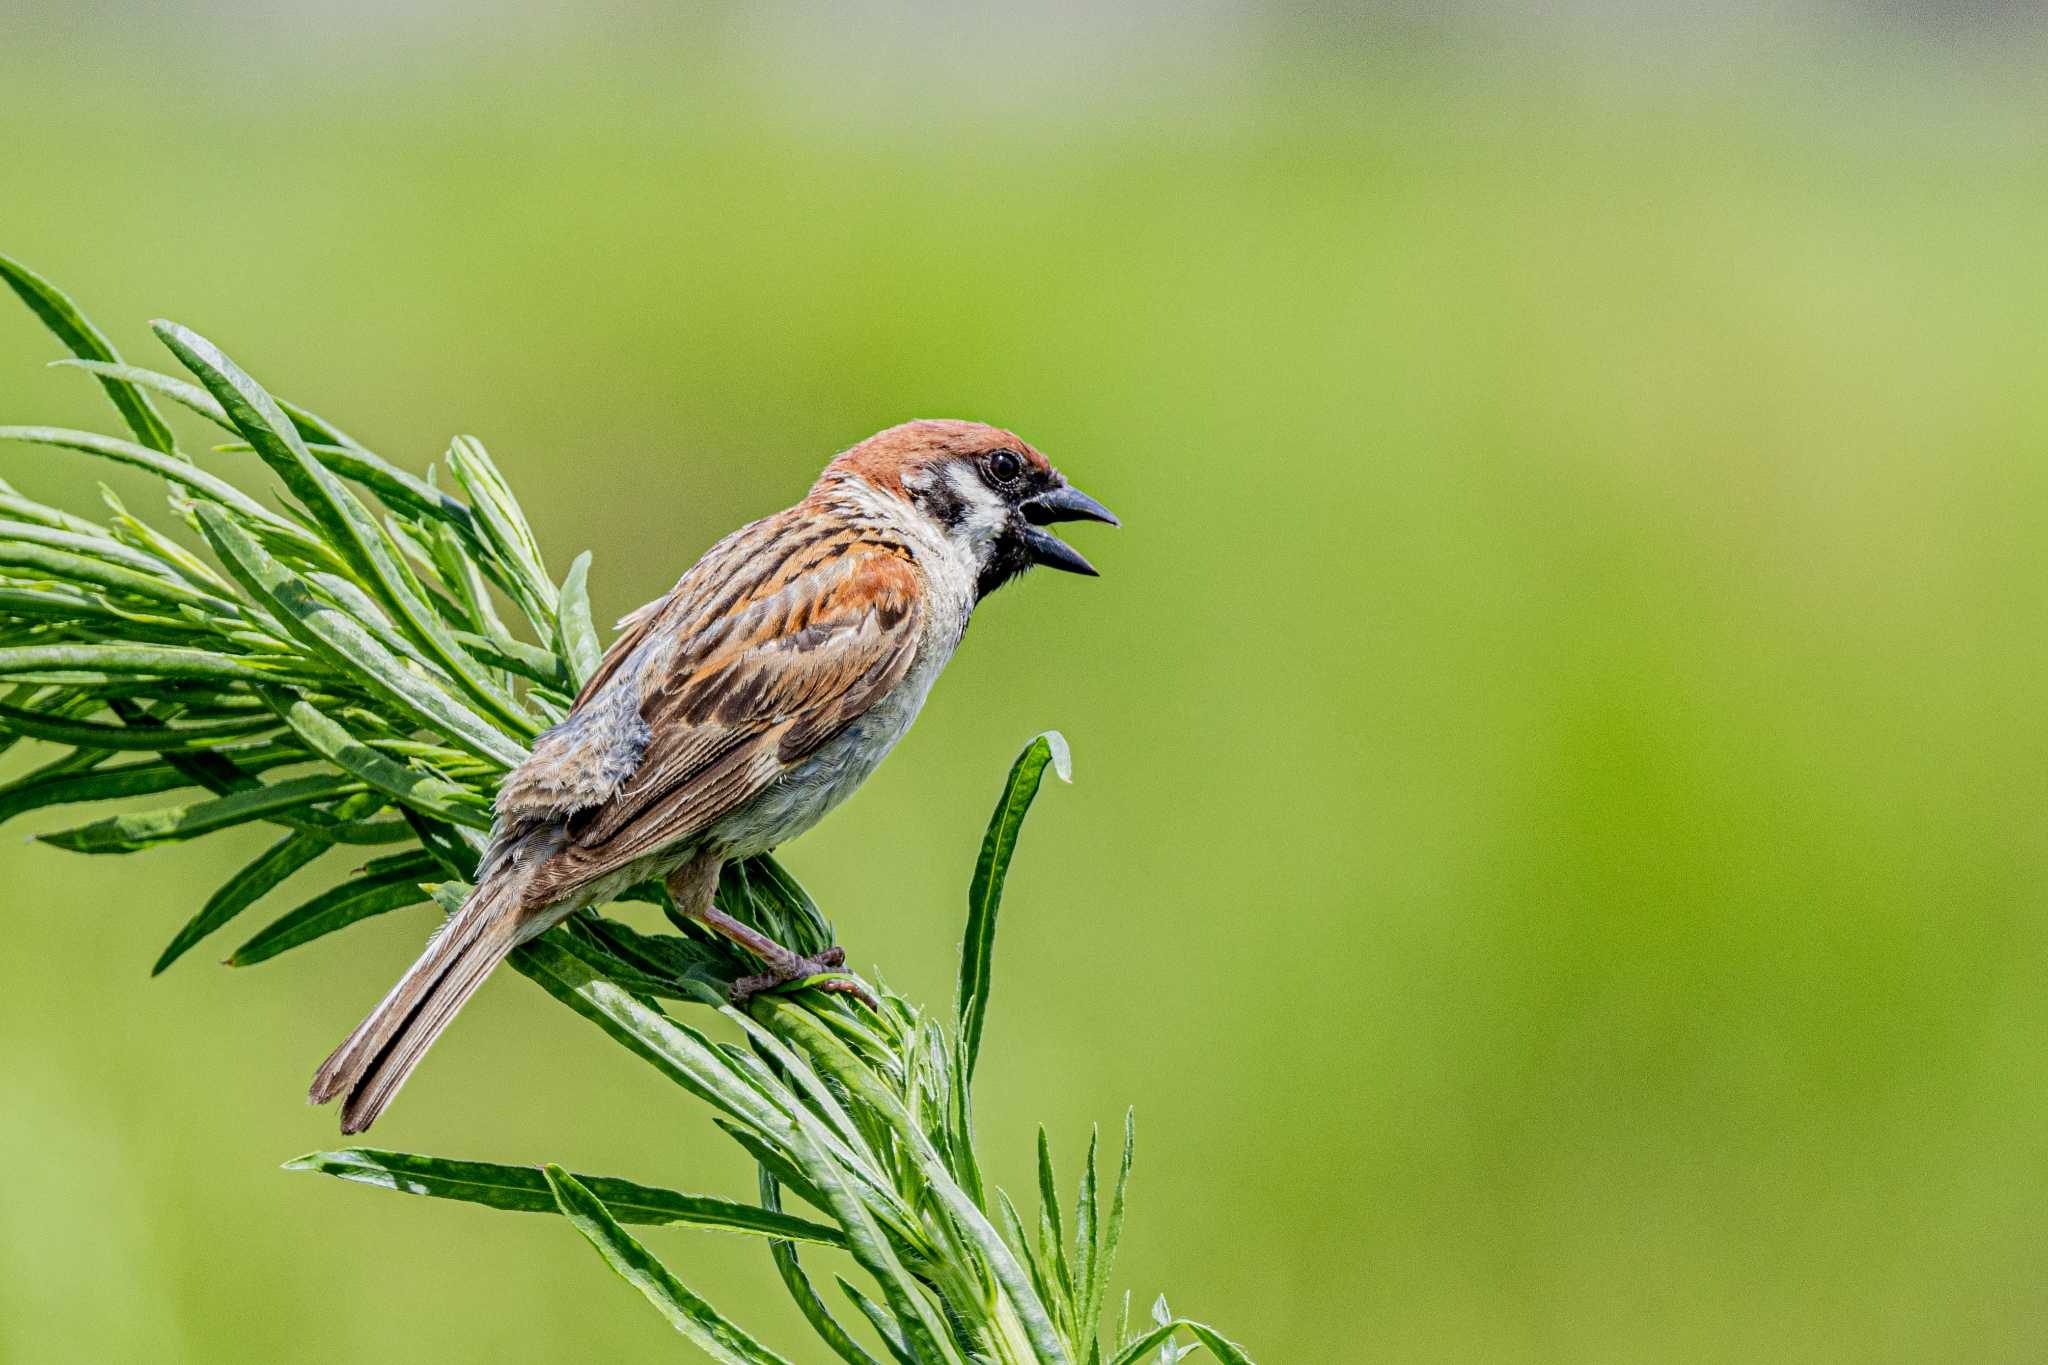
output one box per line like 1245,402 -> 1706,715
511,937 -> 793,1133
1075,1126 -> 1102,1343
0,642 -> 315,687
153,811 -> 361,974
272,397 -> 370,454
1106,1320 -> 1256,1365
0,701 -> 276,751
555,549 -> 601,688
0,582 -> 199,641
719,1123 -> 831,1216
514,944 -> 953,1359
216,438 -> 477,534
756,1170 -> 883,1365
194,505 -> 527,768
155,324 -> 535,740
0,480 -> 107,535
1181,1324 -> 1256,1365
997,1189 -> 1060,1340
1096,1114 -> 1136,1356
450,630 -> 568,690
228,853 -> 437,964
268,692 -> 492,829
40,773 -> 367,854
755,999 -> 1062,1364
837,1279 -> 922,1365
1037,1128 -> 1077,1332
98,486 -> 234,592
553,922 -> 715,1002
0,426 -> 305,540
400,811 -> 484,881
0,760 -> 195,825
0,535 -> 237,618
948,1030 -> 986,1211
286,1149 -> 844,1246
445,435 -> 556,627
51,359 -> 233,431
543,1165 -> 798,1365
0,254 -> 177,453
958,730 -> 1071,1086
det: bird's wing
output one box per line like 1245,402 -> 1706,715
517,531 -> 925,903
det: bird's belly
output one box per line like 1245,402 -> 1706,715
705,642 -> 948,858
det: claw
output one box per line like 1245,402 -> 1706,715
730,948 -> 876,1010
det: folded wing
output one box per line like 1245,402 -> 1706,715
516,529 -> 924,905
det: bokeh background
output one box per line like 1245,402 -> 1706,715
5,3 -> 2048,1361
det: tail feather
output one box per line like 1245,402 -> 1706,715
310,871 -> 529,1133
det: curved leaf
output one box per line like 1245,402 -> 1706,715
156,324 -> 535,740
268,693 -> 492,829
194,505 -> 526,768
51,359 -> 232,431
0,255 -> 176,453
289,1149 -> 844,1246
555,549 -> 601,688
39,773 -> 367,854
0,701 -> 277,751
544,1165 -> 798,1365
153,814 -> 360,974
958,730 -> 1071,1085
228,852 -> 437,964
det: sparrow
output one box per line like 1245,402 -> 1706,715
310,419 -> 1116,1132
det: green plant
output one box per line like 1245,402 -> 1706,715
0,255 -> 1254,1365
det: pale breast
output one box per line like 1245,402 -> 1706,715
705,483 -> 978,859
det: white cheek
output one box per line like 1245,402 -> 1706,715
944,464 -> 1012,546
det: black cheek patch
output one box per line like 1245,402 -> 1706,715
917,479 -> 969,534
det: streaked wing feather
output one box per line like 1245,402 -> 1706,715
523,532 -> 922,902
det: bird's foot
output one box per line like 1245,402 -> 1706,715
730,945 -> 878,1010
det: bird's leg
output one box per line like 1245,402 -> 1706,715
663,854 -> 876,1009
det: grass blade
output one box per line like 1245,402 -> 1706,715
544,1165 -> 798,1365
0,254 -> 176,453
958,730 -> 1071,1086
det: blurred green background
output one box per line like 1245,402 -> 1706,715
5,3 -> 2047,1361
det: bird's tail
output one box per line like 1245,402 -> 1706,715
309,864 -> 534,1134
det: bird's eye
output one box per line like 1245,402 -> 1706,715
985,449 -> 1023,484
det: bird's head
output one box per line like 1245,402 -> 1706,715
826,419 -> 1119,599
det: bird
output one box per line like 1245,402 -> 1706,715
309,419 -> 1117,1133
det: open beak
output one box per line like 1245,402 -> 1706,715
1021,483 -> 1118,576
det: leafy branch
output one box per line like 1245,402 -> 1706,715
0,253 -> 1253,1365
